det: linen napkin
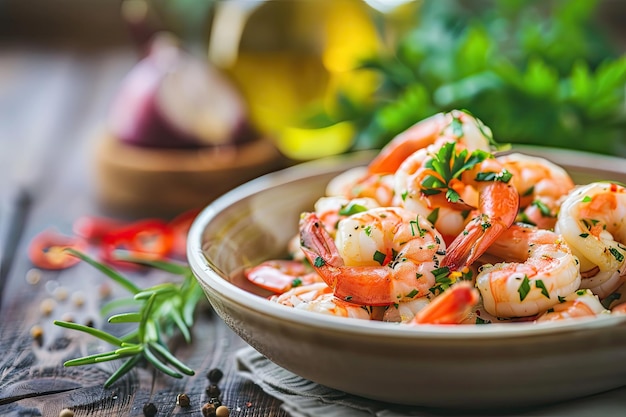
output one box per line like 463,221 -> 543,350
236,346 -> 626,417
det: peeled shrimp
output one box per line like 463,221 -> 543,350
313,195 -> 380,235
271,282 -> 379,320
556,182 -> 626,298
245,259 -> 322,294
287,196 -> 380,261
535,289 -> 609,322
475,224 -> 581,318
497,153 -> 575,230
368,109 -> 493,175
299,207 -> 446,306
325,167 -> 396,207
395,142 -> 519,251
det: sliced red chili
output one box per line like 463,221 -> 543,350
28,229 -> 88,270
72,216 -> 127,243
100,219 -> 174,268
168,208 -> 201,260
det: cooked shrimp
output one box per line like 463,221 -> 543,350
410,282 -> 480,325
556,182 -> 626,298
325,166 -> 395,206
535,289 -> 609,322
368,110 -> 494,174
497,153 -> 575,230
313,195 -> 380,235
271,282 -> 379,320
299,207 -> 446,306
395,142 -> 519,250
475,224 -> 581,318
245,259 -> 322,294
287,196 -> 380,262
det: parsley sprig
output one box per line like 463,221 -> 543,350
54,248 -> 203,388
420,142 -> 491,203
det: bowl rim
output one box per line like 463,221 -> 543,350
188,146 -> 626,341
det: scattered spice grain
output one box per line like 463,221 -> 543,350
59,408 -> 74,417
207,368 -> 223,383
143,402 -> 157,417
215,405 -> 230,417
177,393 -> 191,408
201,402 -> 216,417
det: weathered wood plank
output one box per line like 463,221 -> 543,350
0,48 -> 288,417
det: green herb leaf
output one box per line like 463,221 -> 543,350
518,275 -> 531,301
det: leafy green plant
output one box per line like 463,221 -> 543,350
55,249 -> 204,387
324,0 -> 626,155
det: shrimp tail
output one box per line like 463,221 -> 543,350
413,282 -> 480,324
368,112 -> 448,175
299,212 -> 397,306
442,182 -> 519,271
299,212 -> 345,269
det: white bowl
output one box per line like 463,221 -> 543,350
188,147 -> 626,410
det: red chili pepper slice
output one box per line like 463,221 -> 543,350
100,219 -> 174,268
28,228 -> 88,270
72,216 -> 127,243
168,208 -> 201,260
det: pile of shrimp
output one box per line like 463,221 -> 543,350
245,110 -> 626,325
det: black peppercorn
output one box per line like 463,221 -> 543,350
207,368 -> 223,383
201,402 -> 217,417
177,393 -> 191,408
206,384 -> 221,398
143,402 -> 157,417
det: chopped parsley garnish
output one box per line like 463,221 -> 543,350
609,247 -> 625,263
406,289 -> 419,298
373,250 -> 387,265
522,186 -> 535,197
531,200 -> 553,217
429,266 -> 452,294
518,275 -> 531,301
338,203 -> 368,216
410,215 -> 425,237
314,257 -> 326,267
535,279 -> 550,298
291,278 -> 302,287
427,208 -> 440,225
420,142 -> 492,203
474,169 -> 513,183
582,195 -> 592,203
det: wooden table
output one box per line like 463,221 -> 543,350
0,46 -> 288,417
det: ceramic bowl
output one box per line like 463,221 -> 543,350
187,147 -> 626,410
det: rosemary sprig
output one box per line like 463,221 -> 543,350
55,248 -> 204,388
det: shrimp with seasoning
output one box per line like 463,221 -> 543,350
535,289 -> 609,322
475,224 -> 581,318
368,109 -> 494,175
325,167 -> 396,207
555,182 -> 626,299
497,153 -> 575,230
299,207 -> 447,306
395,140 -> 519,250
244,259 -> 322,294
271,282 -> 382,320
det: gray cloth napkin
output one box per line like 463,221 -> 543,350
236,346 -> 626,417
